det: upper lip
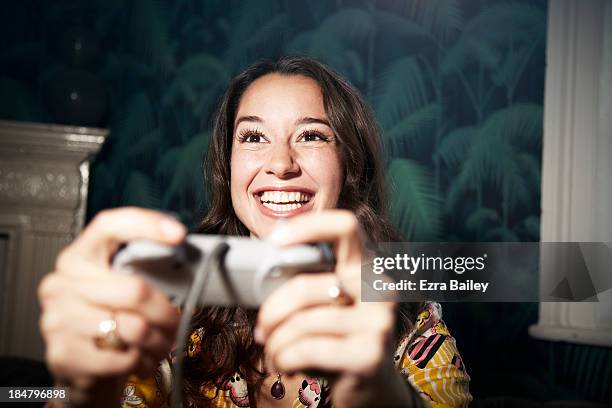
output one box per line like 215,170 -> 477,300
252,185 -> 316,196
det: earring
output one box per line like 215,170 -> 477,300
270,373 -> 285,399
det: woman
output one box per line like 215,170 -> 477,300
38,56 -> 471,408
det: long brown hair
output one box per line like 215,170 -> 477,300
185,56 -> 417,406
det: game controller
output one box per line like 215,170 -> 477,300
112,234 -> 335,307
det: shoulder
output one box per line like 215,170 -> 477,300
393,302 -> 473,408
394,302 -> 448,367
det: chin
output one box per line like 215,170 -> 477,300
250,205 -> 319,239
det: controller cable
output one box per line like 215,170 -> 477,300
171,241 -> 230,408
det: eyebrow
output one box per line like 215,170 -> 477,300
234,115 -> 331,131
295,116 -> 331,127
234,115 -> 262,129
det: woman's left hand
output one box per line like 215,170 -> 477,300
255,210 -> 416,408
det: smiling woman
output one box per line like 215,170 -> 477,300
37,56 -> 471,408
230,74 -> 343,235
199,57 -> 397,243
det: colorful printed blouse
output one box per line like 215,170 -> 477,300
121,302 -> 472,408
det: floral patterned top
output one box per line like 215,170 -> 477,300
121,302 -> 472,408
393,302 -> 472,407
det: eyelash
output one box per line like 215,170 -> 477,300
237,129 -> 330,143
300,130 -> 330,142
238,129 -> 266,143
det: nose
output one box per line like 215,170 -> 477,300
264,142 -> 300,178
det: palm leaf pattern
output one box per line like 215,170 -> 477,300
0,1 -> 547,241
388,158 -> 441,240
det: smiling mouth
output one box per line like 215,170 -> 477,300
258,190 -> 312,212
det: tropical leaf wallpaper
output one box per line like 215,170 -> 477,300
1,0 -> 546,243
3,0 -> 610,405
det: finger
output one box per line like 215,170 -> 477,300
267,210 -> 361,248
46,335 -> 147,378
39,273 -> 180,332
40,295 -> 174,360
54,253 -> 115,278
269,335 -> 388,376
265,305 -> 395,357
72,207 -> 186,265
257,273 -> 338,339
267,210 -> 363,295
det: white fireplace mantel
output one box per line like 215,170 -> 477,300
0,120 -> 107,360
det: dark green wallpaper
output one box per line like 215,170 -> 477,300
2,0 -> 610,405
0,0 -> 545,244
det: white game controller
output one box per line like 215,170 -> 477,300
112,235 -> 335,308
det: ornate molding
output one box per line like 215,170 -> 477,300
0,120 -> 107,235
0,120 -> 107,359
0,164 -> 79,209
0,120 -> 107,157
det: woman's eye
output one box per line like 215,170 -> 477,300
300,131 -> 328,142
245,134 -> 261,143
239,131 -> 266,143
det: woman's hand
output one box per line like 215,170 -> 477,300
38,208 -> 184,406
255,210 -> 417,408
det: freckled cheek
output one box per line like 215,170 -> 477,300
300,150 -> 344,207
230,150 -> 265,201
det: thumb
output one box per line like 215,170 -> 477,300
72,207 -> 186,266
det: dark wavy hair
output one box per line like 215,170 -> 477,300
184,56 -> 420,407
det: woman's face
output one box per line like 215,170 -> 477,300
230,73 -> 344,238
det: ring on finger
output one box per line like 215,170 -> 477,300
93,314 -> 127,351
327,280 -> 353,306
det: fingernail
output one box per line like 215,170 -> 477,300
253,327 -> 265,344
159,218 -> 186,240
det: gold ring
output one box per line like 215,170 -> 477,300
93,317 -> 126,350
328,281 -> 353,306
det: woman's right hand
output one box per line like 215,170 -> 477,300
38,208 -> 185,405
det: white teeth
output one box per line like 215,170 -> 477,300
259,190 -> 311,204
262,202 -> 304,212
